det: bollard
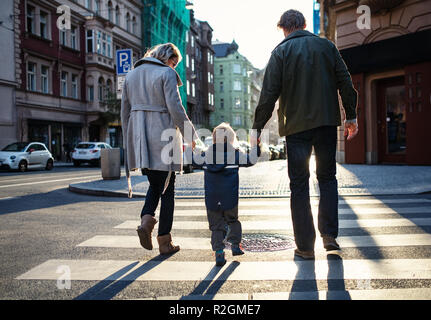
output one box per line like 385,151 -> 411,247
101,148 -> 121,180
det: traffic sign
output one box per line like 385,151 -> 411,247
116,49 -> 133,76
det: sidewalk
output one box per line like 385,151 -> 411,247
68,159 -> 431,198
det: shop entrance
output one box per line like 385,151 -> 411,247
376,76 -> 407,164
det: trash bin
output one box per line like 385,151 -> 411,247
101,148 -> 121,180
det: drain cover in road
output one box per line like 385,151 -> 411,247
224,233 -> 295,252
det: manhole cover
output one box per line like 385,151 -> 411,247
223,233 -> 295,252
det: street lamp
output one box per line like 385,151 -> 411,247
185,1 -> 194,10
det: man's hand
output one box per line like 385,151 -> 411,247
344,119 -> 359,141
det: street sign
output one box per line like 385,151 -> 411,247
116,49 -> 133,76
117,75 -> 125,99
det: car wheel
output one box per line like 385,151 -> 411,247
73,160 -> 80,167
18,160 -> 27,172
45,159 -> 54,170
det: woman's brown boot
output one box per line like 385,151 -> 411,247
157,233 -> 180,255
137,215 -> 157,250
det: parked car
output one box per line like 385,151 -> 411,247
71,142 -> 112,167
0,142 -> 54,172
276,144 -> 287,159
238,141 -> 251,154
268,144 -> 280,160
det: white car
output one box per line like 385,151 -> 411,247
0,142 -> 54,172
71,142 -> 112,167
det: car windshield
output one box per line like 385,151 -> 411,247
77,144 -> 96,149
1,142 -> 28,152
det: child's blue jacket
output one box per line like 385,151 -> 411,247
193,143 -> 260,211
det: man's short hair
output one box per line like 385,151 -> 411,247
277,9 -> 306,33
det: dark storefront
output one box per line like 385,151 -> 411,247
342,29 -> 431,165
28,120 -> 82,162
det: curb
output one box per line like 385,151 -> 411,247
68,184 -> 431,199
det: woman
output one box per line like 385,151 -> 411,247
121,43 -> 198,255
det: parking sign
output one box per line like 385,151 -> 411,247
116,49 -> 133,76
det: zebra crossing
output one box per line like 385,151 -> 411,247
16,197 -> 431,300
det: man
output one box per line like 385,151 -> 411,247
252,10 -> 358,259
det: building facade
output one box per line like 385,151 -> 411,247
4,0 -> 142,159
185,9 -> 215,130
142,0 -> 190,109
0,0 -> 18,149
211,40 -> 259,137
323,0 -> 431,165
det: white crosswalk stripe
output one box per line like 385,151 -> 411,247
15,197 -> 431,300
114,217 -> 431,230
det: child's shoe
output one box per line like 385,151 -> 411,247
231,244 -> 244,256
215,250 -> 226,266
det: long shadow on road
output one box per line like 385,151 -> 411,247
74,253 -> 175,300
0,187 -> 141,216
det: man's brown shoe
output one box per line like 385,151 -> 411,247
294,249 -> 315,260
137,215 -> 157,250
322,236 -> 340,251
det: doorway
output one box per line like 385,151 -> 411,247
376,76 -> 407,164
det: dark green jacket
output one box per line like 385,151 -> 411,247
253,30 -> 358,137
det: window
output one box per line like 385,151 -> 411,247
61,71 -> 68,97
41,66 -> 49,94
233,64 -> 241,74
191,36 -> 194,48
40,11 -> 48,39
233,115 -> 242,126
186,55 -> 189,68
208,93 -> 211,105
211,94 -> 214,106
87,85 -> 94,102
98,78 -> 105,101
219,82 -> 224,93
108,1 -> 113,22
211,74 -> 214,83
126,13 -> 131,32
107,35 -> 112,58
192,83 -> 195,97
86,30 -> 94,53
235,97 -> 241,108
208,72 -> 211,83
132,17 -> 137,34
60,29 -> 67,46
186,31 -> 189,43
219,65 -> 223,75
27,62 -> 36,91
102,33 -> 106,56
220,99 -> 224,109
233,80 -> 241,91
186,80 -> 190,95
192,58 -> 195,72
71,26 -> 77,50
85,0 -> 92,10
211,54 -> 214,64
115,6 -> 120,25
72,74 -> 78,99
27,5 -> 35,34
95,0 -> 100,15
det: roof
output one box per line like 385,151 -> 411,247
212,40 -> 239,58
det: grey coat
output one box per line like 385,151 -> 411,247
121,57 -> 196,182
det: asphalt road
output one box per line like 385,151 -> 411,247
1,165 -> 431,300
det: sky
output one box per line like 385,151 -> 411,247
192,0 -> 315,70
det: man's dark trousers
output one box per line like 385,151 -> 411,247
286,125 -> 338,252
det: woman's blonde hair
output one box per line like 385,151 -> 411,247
144,43 -> 182,65
212,122 -> 239,148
